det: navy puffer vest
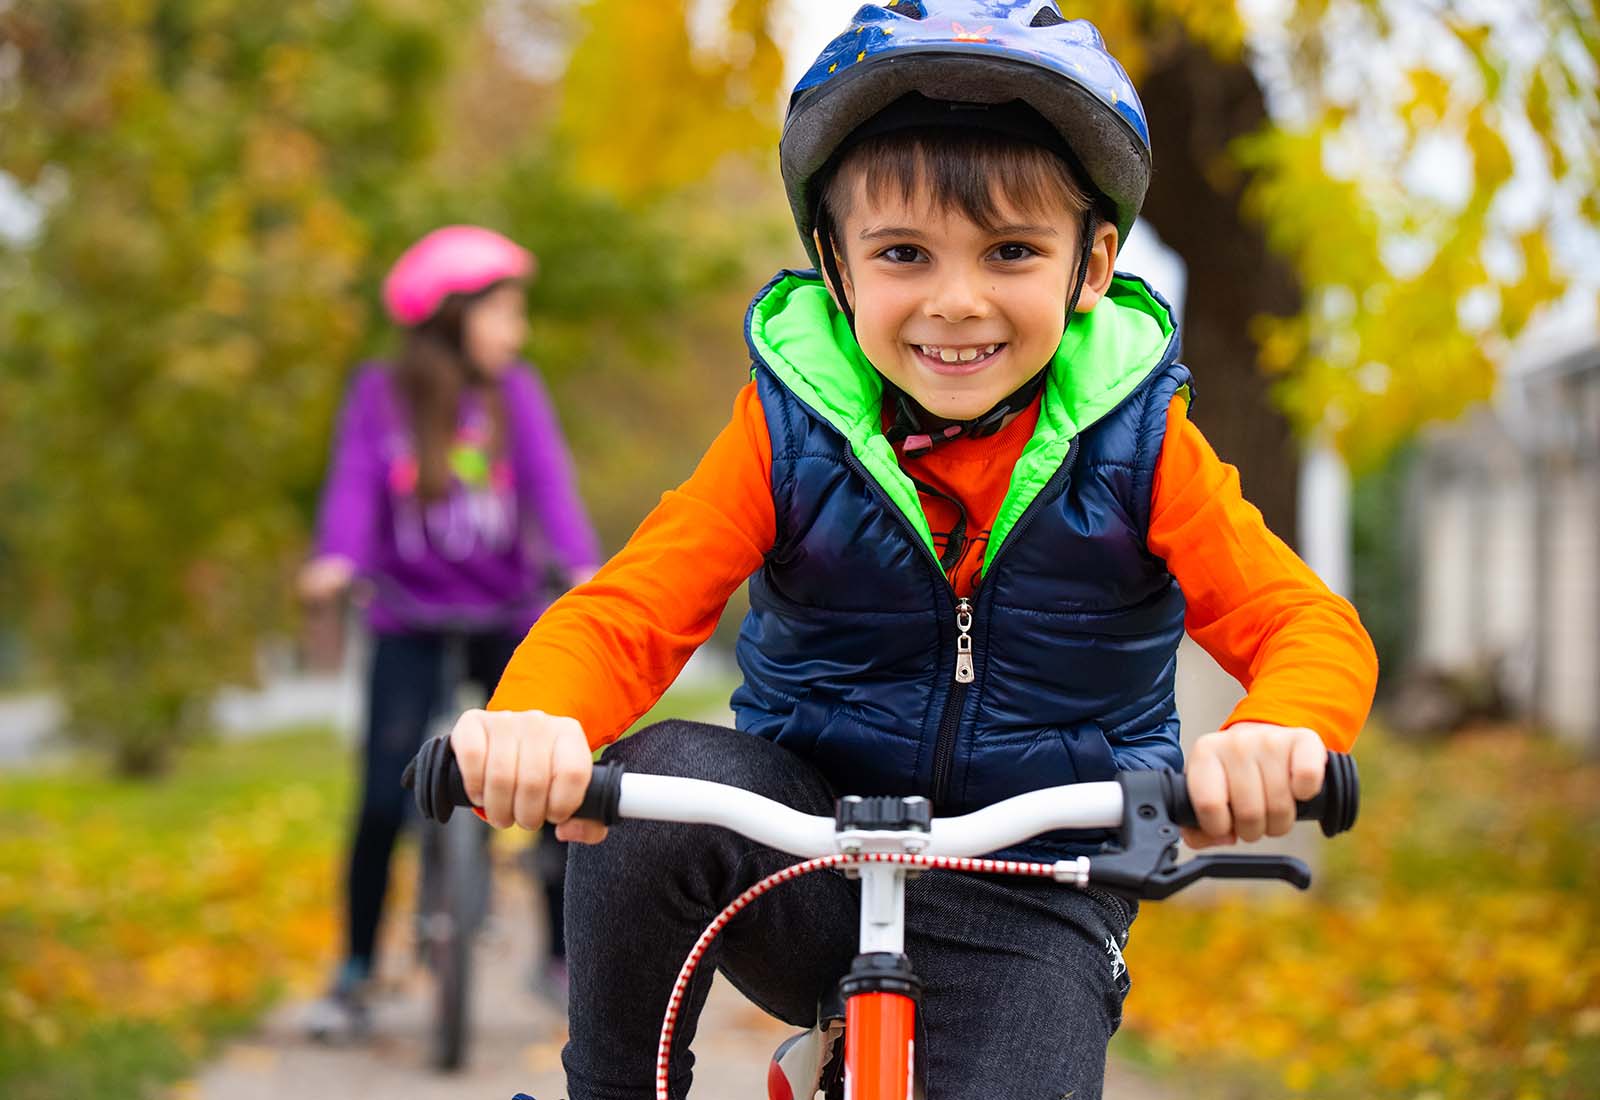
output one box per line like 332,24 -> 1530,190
731,283 -> 1191,858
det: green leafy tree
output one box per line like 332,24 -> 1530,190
0,0 -> 770,773
0,0 -> 471,773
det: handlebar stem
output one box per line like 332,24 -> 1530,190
858,865 -> 908,954
838,829 -> 931,857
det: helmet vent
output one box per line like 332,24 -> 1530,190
892,0 -> 927,18
1029,6 -> 1068,26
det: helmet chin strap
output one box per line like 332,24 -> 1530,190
821,207 -> 1098,457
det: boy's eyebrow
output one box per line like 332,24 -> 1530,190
858,225 -> 926,241
988,223 -> 1059,237
857,223 -> 1061,241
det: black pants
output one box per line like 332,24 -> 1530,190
564,721 -> 1135,1100
343,630 -> 566,968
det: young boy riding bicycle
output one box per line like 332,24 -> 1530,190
446,3 -> 1377,1096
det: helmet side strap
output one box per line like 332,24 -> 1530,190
815,201 -> 858,333
1063,207 -> 1096,325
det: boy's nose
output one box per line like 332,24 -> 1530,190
924,265 -> 989,323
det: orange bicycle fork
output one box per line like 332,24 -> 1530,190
842,954 -> 921,1099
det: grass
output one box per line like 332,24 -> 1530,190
0,727 -> 349,1100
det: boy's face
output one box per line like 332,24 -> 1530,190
827,177 -> 1116,422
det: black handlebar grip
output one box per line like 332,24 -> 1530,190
1167,751 -> 1359,837
574,761 -> 625,826
401,736 -> 627,828
400,733 -> 474,824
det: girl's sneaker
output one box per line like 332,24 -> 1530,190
304,961 -> 373,1043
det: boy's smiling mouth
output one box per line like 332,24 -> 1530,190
913,342 -> 1006,374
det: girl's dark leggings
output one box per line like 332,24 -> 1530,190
343,629 -> 567,970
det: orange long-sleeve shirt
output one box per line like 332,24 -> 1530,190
490,382 -> 1376,751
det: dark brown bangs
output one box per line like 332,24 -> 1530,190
820,128 -> 1096,237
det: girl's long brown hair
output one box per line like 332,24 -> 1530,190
392,283 -> 510,502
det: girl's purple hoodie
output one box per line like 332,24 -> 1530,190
313,363 -> 601,635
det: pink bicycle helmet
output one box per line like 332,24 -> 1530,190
381,225 -> 535,327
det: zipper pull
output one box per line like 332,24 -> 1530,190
954,598 -> 975,684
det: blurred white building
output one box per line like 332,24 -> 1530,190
1411,331 -> 1600,749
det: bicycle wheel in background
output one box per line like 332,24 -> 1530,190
422,807 -> 492,1071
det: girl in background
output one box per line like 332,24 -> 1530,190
301,226 -> 599,1037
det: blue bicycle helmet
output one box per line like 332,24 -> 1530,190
780,1 -> 1152,267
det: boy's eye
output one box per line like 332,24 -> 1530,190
992,242 -> 1037,262
879,245 -> 926,264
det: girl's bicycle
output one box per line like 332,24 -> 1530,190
404,737 -> 1358,1099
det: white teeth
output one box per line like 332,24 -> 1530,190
918,343 -> 1002,362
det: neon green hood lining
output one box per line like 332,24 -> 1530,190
747,271 -> 1179,570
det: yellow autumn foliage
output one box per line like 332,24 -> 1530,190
557,0 -> 783,200
0,731 -> 348,1087
1121,726 -> 1600,1099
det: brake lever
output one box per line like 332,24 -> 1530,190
1132,853 -> 1312,900
1085,772 -> 1313,901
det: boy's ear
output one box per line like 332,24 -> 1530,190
812,229 -> 855,313
1070,220 -> 1120,314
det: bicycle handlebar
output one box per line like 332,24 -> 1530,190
402,735 -> 1358,860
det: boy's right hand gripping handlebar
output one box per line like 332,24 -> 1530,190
1163,749 -> 1360,838
400,732 -> 626,826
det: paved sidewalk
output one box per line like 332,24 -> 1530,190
187,867 -> 1168,1099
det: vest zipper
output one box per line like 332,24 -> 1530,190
953,598 -> 975,683
840,449 -> 961,804
929,597 -> 974,806
840,434 -> 1082,811
932,436 -> 1081,808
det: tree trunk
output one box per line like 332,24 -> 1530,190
1136,32 -> 1305,545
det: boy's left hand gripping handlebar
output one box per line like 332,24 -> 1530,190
400,734 -> 625,827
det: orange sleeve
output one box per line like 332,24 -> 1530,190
487,381 -> 775,747
1148,396 -> 1377,750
